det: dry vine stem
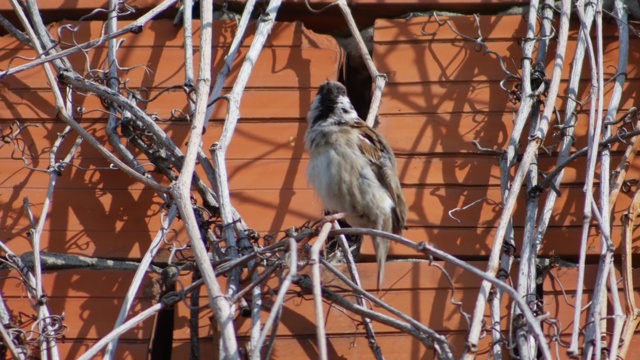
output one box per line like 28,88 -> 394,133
310,223 -> 331,360
582,0 -> 628,355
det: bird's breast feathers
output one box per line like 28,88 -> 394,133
306,138 -> 395,221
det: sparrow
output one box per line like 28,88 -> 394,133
304,81 -> 407,289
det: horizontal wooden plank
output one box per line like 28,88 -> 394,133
3,112 -> 634,171
377,112 -> 632,155
361,224 -> 640,258
4,297 -> 154,340
0,0 -> 160,12
174,262 -> 511,337
0,20 -> 339,50
56,341 -> 149,360
5,219 -> 639,260
6,153 -> 634,191
0,230 -> 176,259
374,15 -> 620,43
374,40 -> 640,83
175,287 -> 509,338
0,121 -> 309,161
0,0 -> 526,13
543,264 -> 640,292
379,80 -> 639,115
548,334 -> 640,360
321,261 -> 492,291
543,265 -> 640,339
1,186 -> 636,238
0,269 -> 159,299
375,15 -> 526,43
180,261 -> 497,298
544,292 -> 632,338
0,88 -> 318,121
4,47 -> 339,90
173,332 -> 496,359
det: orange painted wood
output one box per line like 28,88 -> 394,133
0,0 -> 526,12
543,265 -> 640,343
173,332 -> 496,359
546,334 -> 640,360
0,230 -> 175,259
543,264 -> 640,292
2,185 -> 639,260
0,0 -> 160,11
375,40 -> 640,83
4,47 -> 339,90
2,186 -> 636,234
5,154 -> 632,191
0,121 -> 308,161
174,262 -> 510,338
0,20 -> 338,50
362,224 -> 640,259
378,81 -> 639,115
377,112 -> 631,155
55,341 -> 149,360
374,15 -> 620,43
545,293 -> 631,337
4,297 -> 154,340
0,269 -> 159,298
2,115 -> 632,171
0,88 -> 318,121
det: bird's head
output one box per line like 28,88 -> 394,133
307,81 -> 359,127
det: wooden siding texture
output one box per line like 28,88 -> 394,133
0,6 -> 639,359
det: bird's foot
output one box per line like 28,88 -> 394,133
320,212 -> 346,226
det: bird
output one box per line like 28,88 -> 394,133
304,81 -> 407,289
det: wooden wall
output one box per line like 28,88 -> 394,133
0,3 -> 639,359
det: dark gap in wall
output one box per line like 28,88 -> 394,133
150,269 -> 177,360
334,27 -> 374,122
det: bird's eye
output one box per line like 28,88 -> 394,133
341,107 -> 350,114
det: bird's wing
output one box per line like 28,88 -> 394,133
352,120 -> 407,234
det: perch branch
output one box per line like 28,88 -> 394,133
310,222 -> 331,360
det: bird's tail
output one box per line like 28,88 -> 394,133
373,236 -> 390,290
